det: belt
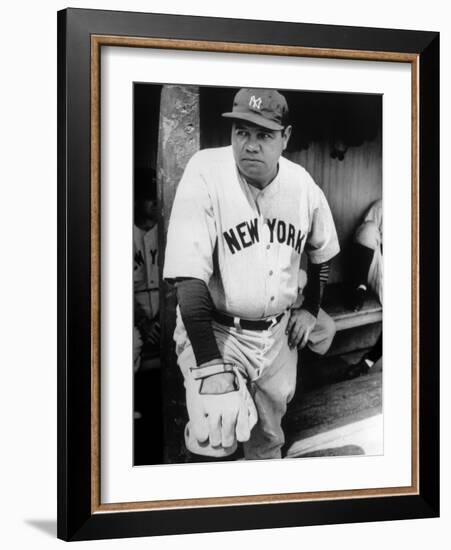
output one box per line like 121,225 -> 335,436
213,310 -> 285,331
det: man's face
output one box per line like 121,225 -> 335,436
231,121 -> 292,187
136,199 -> 158,232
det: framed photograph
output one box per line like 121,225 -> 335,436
57,8 -> 439,541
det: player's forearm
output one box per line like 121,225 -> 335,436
301,260 -> 331,317
175,278 -> 222,366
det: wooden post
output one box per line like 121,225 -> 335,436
157,85 -> 200,463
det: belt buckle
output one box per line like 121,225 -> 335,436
233,316 -> 243,332
268,314 -> 279,329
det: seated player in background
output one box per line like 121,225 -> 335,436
133,168 -> 165,464
345,199 -> 382,379
133,168 -> 160,371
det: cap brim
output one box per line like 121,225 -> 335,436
222,112 -> 284,131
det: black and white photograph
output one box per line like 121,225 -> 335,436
133,84 -> 383,465
53,5 -> 440,543
0,0 -> 445,545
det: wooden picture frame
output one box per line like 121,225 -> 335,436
57,7 -> 439,541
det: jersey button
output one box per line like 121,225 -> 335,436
266,245 -> 270,250
269,270 -> 273,276
270,296 -> 275,301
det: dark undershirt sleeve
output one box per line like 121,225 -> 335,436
301,260 -> 331,318
175,278 -> 222,366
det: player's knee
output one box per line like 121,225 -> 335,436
354,220 -> 378,250
321,316 -> 336,354
325,314 -> 336,341
309,314 -> 336,356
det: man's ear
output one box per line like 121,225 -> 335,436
282,125 -> 292,150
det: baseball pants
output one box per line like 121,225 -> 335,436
174,307 -> 336,460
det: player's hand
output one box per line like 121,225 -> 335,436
196,390 -> 251,448
184,366 -> 258,452
199,372 -> 237,394
286,308 -> 317,349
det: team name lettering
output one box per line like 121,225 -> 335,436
223,218 -> 259,254
266,219 -> 277,242
294,231 -> 305,254
149,249 -> 157,264
223,218 -> 305,255
134,250 -> 144,269
223,228 -> 242,254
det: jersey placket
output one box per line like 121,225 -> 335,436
243,180 -> 271,319
240,170 -> 282,320
257,190 -> 280,318
255,196 -> 282,377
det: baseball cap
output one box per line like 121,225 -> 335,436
222,88 -> 289,131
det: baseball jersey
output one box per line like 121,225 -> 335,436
134,224 -> 159,319
363,199 -> 383,303
364,199 -> 383,242
164,146 -> 339,320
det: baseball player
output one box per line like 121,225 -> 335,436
347,199 -> 382,309
164,88 -> 340,460
345,199 -> 382,378
133,171 -> 160,370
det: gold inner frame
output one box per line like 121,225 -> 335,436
90,35 -> 420,514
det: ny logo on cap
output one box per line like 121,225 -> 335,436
249,96 -> 262,110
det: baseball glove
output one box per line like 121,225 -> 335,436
184,363 -> 258,457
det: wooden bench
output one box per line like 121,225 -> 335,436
322,283 -> 382,332
321,283 -> 382,357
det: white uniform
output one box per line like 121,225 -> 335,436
133,224 -> 159,370
164,146 -> 340,459
354,199 -> 383,304
134,224 -> 159,319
